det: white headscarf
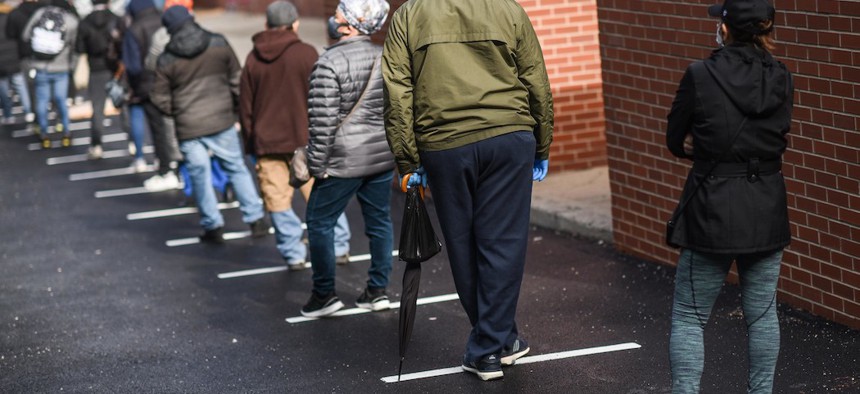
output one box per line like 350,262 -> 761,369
337,0 -> 390,35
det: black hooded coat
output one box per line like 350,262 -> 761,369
666,43 -> 794,253
76,7 -> 119,73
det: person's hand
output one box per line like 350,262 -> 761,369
533,159 -> 549,182
683,134 -> 694,156
399,166 -> 427,192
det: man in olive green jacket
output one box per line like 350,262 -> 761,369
383,0 -> 553,381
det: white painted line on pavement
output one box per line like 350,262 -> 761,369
29,132 -> 127,150
95,186 -> 160,198
127,201 -> 240,221
165,227 -> 276,247
11,128 -> 33,138
49,145 -> 154,166
14,119 -> 112,138
286,292 -> 459,324
380,342 -> 643,383
217,250 -> 400,280
69,165 -> 156,180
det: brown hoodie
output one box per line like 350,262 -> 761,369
239,29 -> 319,156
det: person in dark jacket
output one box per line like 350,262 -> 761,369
76,0 -> 119,158
239,0 -> 350,271
0,0 -> 33,124
383,0 -> 553,381
151,5 -> 267,244
300,0 -> 395,318
665,1 -> 793,392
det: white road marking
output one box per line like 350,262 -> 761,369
126,201 -> 240,221
286,292 -> 459,324
217,251 -> 400,280
29,132 -> 127,150
165,227 -> 276,247
69,165 -> 156,180
13,119 -> 112,138
49,145 -> 154,166
95,186 -> 159,198
381,342 -> 643,383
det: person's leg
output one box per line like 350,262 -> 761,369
354,170 -> 394,290
88,70 -> 112,146
10,72 -> 32,115
179,138 -> 223,230
737,249 -> 783,394
300,178 -> 350,257
257,155 -> 305,264
0,77 -> 12,119
128,104 -> 146,160
34,71 -> 50,133
203,126 -> 264,224
465,132 -> 534,361
669,249 -> 734,394
306,176 -> 360,295
50,72 -> 70,137
143,100 -> 175,175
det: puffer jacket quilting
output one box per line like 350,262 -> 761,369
307,36 -> 395,179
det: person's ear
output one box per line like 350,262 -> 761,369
292,20 -> 300,31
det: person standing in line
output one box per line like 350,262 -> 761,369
3,0 -> 41,126
665,1 -> 793,393
75,0 -> 119,159
22,1 -> 78,148
122,0 -> 165,173
151,5 -> 268,243
300,0 -> 394,318
0,0 -> 34,125
383,0 -> 553,381
239,0 -> 351,271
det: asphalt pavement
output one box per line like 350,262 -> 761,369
0,10 -> 857,394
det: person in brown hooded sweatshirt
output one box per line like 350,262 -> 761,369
239,0 -> 350,269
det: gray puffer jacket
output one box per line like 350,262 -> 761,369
307,36 -> 395,179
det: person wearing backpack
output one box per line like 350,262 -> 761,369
76,0 -> 118,159
4,0 -> 44,125
22,3 -> 78,148
0,0 -> 34,125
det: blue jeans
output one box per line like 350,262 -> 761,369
306,170 -> 394,295
128,104 -> 147,159
34,71 -> 69,135
179,126 -> 265,230
670,248 -> 783,394
0,73 -> 32,118
272,210 -> 349,264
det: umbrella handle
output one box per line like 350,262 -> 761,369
400,173 -> 425,199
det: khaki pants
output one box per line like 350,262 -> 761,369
256,154 -> 314,212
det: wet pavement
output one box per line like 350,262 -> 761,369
0,10 -> 858,393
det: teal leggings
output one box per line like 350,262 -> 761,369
670,248 -> 783,393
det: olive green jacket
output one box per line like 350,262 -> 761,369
382,0 -> 554,175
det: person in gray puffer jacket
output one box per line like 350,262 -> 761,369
301,0 -> 394,318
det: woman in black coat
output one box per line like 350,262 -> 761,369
665,1 -> 793,392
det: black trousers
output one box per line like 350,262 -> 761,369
143,99 -> 182,174
420,131 -> 535,363
87,70 -> 112,146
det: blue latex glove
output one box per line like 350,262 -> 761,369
400,166 -> 427,190
533,159 -> 549,182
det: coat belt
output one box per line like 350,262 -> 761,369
693,159 -> 781,182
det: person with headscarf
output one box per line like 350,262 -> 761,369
665,1 -> 793,392
151,6 -> 268,244
300,0 -> 394,317
383,0 -> 553,381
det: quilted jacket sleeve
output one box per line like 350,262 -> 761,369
306,59 -> 341,178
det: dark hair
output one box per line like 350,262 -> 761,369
727,20 -> 776,52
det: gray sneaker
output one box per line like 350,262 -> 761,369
500,338 -> 530,366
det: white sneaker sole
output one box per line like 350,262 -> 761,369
356,299 -> 390,311
300,300 -> 344,318
461,364 -> 503,381
501,347 -> 530,366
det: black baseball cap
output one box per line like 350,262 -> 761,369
708,0 -> 775,34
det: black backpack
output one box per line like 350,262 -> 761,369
30,6 -> 68,60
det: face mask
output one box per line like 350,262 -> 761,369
327,16 -> 350,40
715,22 -> 725,47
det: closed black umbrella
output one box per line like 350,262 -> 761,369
397,181 -> 442,381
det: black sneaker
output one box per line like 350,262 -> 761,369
500,338 -> 530,366
355,287 -> 390,311
301,292 -> 344,317
249,218 -> 270,238
199,227 -> 225,244
462,354 -> 503,381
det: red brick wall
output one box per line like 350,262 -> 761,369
326,0 -> 608,172
599,0 -> 860,328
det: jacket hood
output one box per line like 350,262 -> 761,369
88,8 -> 114,28
166,22 -> 210,58
703,44 -> 789,117
127,0 -> 155,17
252,29 -> 300,63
